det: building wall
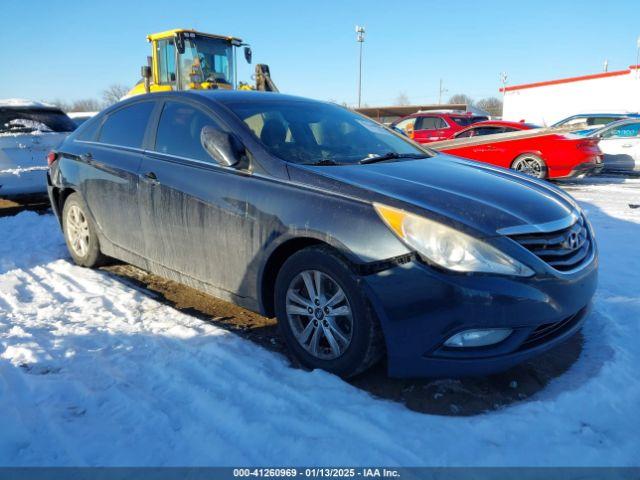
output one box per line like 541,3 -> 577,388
502,68 -> 640,126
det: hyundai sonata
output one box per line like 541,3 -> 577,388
47,91 -> 597,378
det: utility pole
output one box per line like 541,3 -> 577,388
636,36 -> 640,79
438,79 -> 448,104
603,59 -> 609,72
356,25 -> 365,108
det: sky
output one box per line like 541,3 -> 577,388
1,0 -> 639,107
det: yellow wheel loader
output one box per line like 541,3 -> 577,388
126,28 -> 278,98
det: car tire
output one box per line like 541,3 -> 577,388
511,154 -> 547,179
274,245 -> 384,378
62,193 -> 107,268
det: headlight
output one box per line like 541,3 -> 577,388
374,203 -> 534,276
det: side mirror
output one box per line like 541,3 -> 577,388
200,126 -> 244,167
244,46 -> 252,64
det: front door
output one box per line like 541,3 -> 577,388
137,99 -> 254,297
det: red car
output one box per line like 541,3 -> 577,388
392,112 -> 488,143
452,120 -> 540,138
431,129 -> 603,179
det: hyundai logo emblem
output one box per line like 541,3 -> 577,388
565,231 -> 579,250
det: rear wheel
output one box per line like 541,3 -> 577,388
511,154 -> 547,179
62,193 -> 107,267
274,246 -> 384,378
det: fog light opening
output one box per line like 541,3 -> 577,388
444,328 -> 513,348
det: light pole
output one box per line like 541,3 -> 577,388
499,72 -> 508,118
356,25 -> 365,107
438,79 -> 448,104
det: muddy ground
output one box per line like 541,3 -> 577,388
2,197 -> 583,417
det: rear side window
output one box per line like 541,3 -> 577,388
154,101 -> 220,162
99,102 -> 155,148
588,116 -> 620,126
416,117 -> 438,130
0,108 -> 76,134
74,116 -> 102,141
450,116 -> 488,126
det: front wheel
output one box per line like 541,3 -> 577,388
511,154 -> 547,179
274,246 -> 384,378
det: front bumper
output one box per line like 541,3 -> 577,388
361,256 -> 597,378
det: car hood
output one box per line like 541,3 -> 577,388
290,154 -> 578,237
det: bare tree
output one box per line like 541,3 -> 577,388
69,99 -> 102,112
448,94 -> 474,107
48,99 -> 71,112
102,84 -> 130,107
476,97 -> 503,117
395,92 -> 410,105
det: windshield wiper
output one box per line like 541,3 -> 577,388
304,159 -> 344,166
359,152 -> 430,165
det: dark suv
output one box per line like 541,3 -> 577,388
47,91 -> 597,378
392,112 -> 488,143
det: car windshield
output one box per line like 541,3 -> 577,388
181,35 -> 235,87
0,108 -> 76,134
224,100 -> 430,165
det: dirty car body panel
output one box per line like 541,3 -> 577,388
48,91 -> 597,378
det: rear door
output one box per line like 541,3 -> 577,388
599,122 -> 640,171
76,100 -> 156,254
138,99 -> 254,295
413,116 -> 449,143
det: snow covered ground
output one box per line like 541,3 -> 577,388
0,178 -> 639,467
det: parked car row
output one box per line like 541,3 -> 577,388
391,110 -> 640,176
47,90 -> 598,379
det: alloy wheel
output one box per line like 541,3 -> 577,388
66,205 -> 91,258
512,156 -> 545,178
285,270 -> 353,360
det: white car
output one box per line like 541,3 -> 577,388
0,99 -> 76,197
591,119 -> 640,172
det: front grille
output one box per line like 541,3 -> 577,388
509,216 -> 592,272
519,310 -> 583,350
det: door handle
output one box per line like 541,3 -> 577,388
80,152 -> 93,163
622,144 -> 633,148
143,171 -> 159,184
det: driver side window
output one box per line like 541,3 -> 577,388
154,101 -> 221,162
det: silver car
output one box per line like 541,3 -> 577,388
591,119 -> 640,172
0,100 -> 76,197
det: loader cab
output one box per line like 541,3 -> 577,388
129,29 -> 249,97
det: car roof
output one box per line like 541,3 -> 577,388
466,120 -> 532,129
0,98 -> 59,109
110,91 -> 333,114
566,113 -> 639,118
192,90 -> 326,106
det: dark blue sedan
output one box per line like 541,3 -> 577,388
47,91 -> 597,378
